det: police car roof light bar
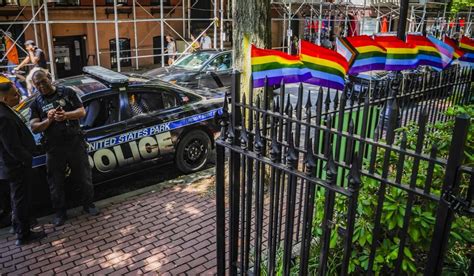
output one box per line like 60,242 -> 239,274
83,66 -> 129,85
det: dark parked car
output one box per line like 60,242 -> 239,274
142,50 -> 233,89
0,66 -> 224,224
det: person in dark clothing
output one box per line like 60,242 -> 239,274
14,40 -> 49,96
29,70 -> 99,227
15,40 -> 48,70
0,81 -> 46,246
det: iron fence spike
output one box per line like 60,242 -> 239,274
305,89 -> 312,109
325,149 -> 337,179
285,94 -> 291,115
254,116 -> 264,155
304,138 -> 317,173
286,133 -> 298,168
348,152 -> 361,189
270,134 -> 281,162
334,92 -> 339,110
226,121 -> 235,144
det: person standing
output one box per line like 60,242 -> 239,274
190,34 -> 200,52
29,70 -> 99,227
0,80 -> 46,246
200,31 -> 212,50
165,35 -> 177,66
14,40 -> 48,96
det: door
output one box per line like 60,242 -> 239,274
80,92 -> 128,179
54,35 -> 87,78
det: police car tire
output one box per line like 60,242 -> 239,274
176,130 -> 211,173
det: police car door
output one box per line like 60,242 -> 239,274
80,91 -> 127,177
120,87 -> 178,167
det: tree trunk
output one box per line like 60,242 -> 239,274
232,0 -> 271,94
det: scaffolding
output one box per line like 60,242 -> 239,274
0,0 -> 472,80
0,0 -> 230,79
270,0 -> 474,51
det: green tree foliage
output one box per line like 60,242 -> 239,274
450,0 -> 474,16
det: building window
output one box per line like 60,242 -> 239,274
109,38 -> 132,69
150,0 -> 170,5
54,0 -> 79,6
105,0 -> 127,5
0,0 -> 19,6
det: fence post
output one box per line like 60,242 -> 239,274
425,114 -> 471,276
229,71 -> 241,276
215,93 -> 229,276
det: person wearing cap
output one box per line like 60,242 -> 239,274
0,79 -> 46,246
14,40 -> 48,96
29,70 -> 99,227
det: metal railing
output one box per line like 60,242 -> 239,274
216,67 -> 473,275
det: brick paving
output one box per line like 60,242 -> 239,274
0,180 -> 218,275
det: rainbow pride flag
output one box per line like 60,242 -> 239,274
340,35 -> 387,74
427,35 -> 454,69
459,36 -> 474,52
407,34 -> 443,70
374,36 -> 419,71
444,36 -> 465,59
459,36 -> 474,66
251,45 -> 308,88
300,40 -> 348,90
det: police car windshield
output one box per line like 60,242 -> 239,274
173,52 -> 214,70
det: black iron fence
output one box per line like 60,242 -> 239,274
215,67 -> 473,275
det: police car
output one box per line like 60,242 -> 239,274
17,66 -> 224,184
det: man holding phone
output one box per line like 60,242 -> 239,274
29,70 -> 98,227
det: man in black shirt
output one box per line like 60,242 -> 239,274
29,70 -> 99,226
0,80 -> 46,246
14,40 -> 48,96
15,40 -> 48,70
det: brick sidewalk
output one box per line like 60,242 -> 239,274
0,178 -> 218,275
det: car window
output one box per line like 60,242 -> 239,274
207,53 -> 232,72
81,94 -> 120,129
127,91 -> 178,116
173,52 -> 214,70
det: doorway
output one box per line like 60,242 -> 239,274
54,35 -> 87,78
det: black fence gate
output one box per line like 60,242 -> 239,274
215,67 -> 474,275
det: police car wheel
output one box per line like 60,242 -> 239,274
176,130 -> 211,173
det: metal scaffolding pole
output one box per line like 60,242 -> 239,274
114,0 -> 121,72
182,0 -> 186,37
133,0 -> 139,69
287,2 -> 291,54
187,0 -> 191,38
220,0 -> 224,49
361,0 -> 366,35
318,2 -> 322,45
160,0 -> 165,66
93,0 -> 100,66
467,6 -> 473,36
30,0 -> 39,44
43,0 -> 56,80
213,0 -> 217,49
398,0 -> 410,40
